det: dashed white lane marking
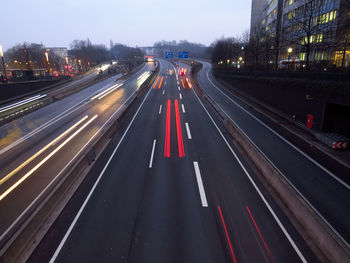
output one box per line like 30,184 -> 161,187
178,86 -> 180,91
159,105 -> 162,115
193,162 -> 208,207
177,81 -> 179,85
179,93 -> 182,100
192,86 -> 307,262
149,139 -> 157,168
185,123 -> 192,139
163,90 -> 165,95
181,104 -> 186,113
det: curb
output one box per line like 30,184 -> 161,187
190,62 -> 350,263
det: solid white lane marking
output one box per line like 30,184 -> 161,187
149,140 -> 157,168
159,105 -> 162,115
179,93 -> 182,100
206,69 -> 349,191
162,90 -> 165,95
185,123 -> 192,139
178,86 -> 180,91
193,162 -> 208,207
49,82 -> 155,263
181,104 -> 186,113
191,86 -> 307,262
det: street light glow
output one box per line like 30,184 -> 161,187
0,45 -> 3,57
288,47 -> 293,54
45,52 -> 49,62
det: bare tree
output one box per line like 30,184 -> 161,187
5,43 -> 62,70
284,0 -> 337,70
246,23 -> 265,69
211,37 -> 243,68
335,0 -> 350,68
69,39 -> 109,66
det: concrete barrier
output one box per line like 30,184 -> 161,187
190,62 -> 350,263
0,65 -> 159,263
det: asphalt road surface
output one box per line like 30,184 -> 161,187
29,60 -> 321,263
197,61 -> 350,247
0,62 -> 154,243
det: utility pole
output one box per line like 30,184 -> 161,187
0,45 -> 8,87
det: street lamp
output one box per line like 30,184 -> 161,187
287,47 -> 293,60
65,56 -> 69,75
0,45 -> 8,85
44,51 -> 50,76
287,47 -> 293,70
44,51 -> 49,63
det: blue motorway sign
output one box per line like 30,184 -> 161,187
178,51 -> 189,59
165,52 -> 174,59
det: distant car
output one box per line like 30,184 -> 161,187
278,59 -> 302,70
179,68 -> 187,76
168,69 -> 174,75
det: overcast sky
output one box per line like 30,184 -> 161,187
3,0 -> 251,50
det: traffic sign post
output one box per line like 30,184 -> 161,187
178,51 -> 189,59
165,52 -> 174,59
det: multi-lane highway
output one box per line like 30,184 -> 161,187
0,64 -> 115,124
27,60 -> 321,262
197,61 -> 350,247
0,62 -> 154,246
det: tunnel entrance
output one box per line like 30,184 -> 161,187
323,103 -> 350,138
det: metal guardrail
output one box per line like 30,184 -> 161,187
315,132 -> 350,149
0,96 -> 51,124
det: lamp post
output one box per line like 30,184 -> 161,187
44,51 -> 50,77
0,45 -> 8,86
287,47 -> 293,70
238,57 -> 243,69
65,56 -> 69,76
